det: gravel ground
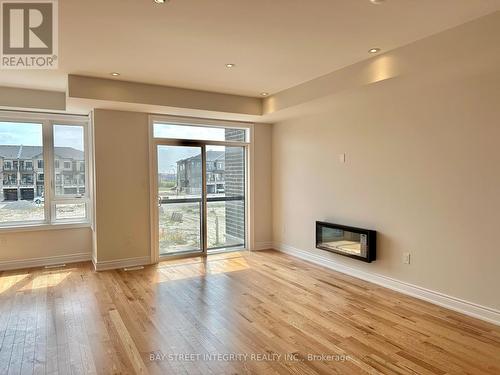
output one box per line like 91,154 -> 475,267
0,200 -> 45,222
159,201 -> 244,254
0,200 -> 85,222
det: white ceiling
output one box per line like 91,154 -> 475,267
0,0 -> 499,97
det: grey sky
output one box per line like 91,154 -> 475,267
0,122 -> 84,151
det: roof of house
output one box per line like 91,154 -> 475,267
0,145 -> 84,160
53,147 -> 85,160
0,145 -> 20,159
177,150 -> 224,164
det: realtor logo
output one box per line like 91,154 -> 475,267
1,0 -> 58,69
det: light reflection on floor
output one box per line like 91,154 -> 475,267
1,267 -> 74,293
155,252 -> 250,281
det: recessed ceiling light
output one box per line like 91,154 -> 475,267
110,72 -> 120,76
370,0 -> 385,4
368,48 -> 381,54
154,0 -> 168,4
260,92 -> 269,97
225,63 -> 235,68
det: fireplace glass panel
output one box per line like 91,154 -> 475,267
318,227 -> 367,258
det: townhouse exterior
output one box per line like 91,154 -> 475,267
176,150 -> 225,195
175,139 -> 246,247
0,145 -> 85,201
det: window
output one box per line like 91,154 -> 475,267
152,116 -> 250,256
22,175 -> 33,185
0,113 -> 90,227
0,121 -> 44,223
154,122 -> 249,142
53,124 -> 88,220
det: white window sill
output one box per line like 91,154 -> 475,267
0,222 -> 91,233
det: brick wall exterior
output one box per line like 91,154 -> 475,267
224,129 -> 246,244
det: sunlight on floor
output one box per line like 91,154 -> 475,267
0,268 -> 74,293
156,253 -> 250,281
0,273 -> 29,293
21,270 -> 71,291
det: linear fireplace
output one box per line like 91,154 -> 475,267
316,221 -> 376,262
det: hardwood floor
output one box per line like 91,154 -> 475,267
0,250 -> 499,374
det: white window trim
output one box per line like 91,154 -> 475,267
150,114 -> 252,144
148,114 -> 255,263
0,111 -> 92,231
50,120 -> 91,224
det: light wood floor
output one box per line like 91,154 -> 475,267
0,250 -> 499,375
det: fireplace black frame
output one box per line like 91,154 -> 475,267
316,221 -> 376,263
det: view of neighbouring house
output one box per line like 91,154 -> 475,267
0,145 -> 85,201
158,143 -> 246,253
176,150 -> 225,195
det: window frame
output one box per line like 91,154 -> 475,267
50,120 -> 90,223
152,116 -> 251,144
0,111 -> 92,230
148,114 -> 255,263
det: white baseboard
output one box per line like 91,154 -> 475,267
94,256 -> 151,271
274,242 -> 500,326
0,252 -> 91,271
253,241 -> 274,251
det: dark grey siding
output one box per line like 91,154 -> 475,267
224,129 -> 246,244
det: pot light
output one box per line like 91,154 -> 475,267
370,0 -> 385,4
260,92 -> 269,97
225,63 -> 235,68
368,48 -> 381,54
154,0 -> 168,3
110,72 -> 120,76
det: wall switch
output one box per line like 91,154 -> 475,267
339,153 -> 346,163
403,252 -> 411,264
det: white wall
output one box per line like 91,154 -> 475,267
253,124 -> 273,248
93,110 -> 151,263
272,13 -> 500,311
68,75 -> 262,116
0,227 -> 92,269
0,87 -> 65,111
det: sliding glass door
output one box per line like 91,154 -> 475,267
206,145 -> 245,252
152,121 -> 249,259
157,145 -> 203,256
153,140 -> 247,257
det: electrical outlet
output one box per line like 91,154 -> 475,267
403,252 -> 411,264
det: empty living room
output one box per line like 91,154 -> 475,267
0,0 -> 499,374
